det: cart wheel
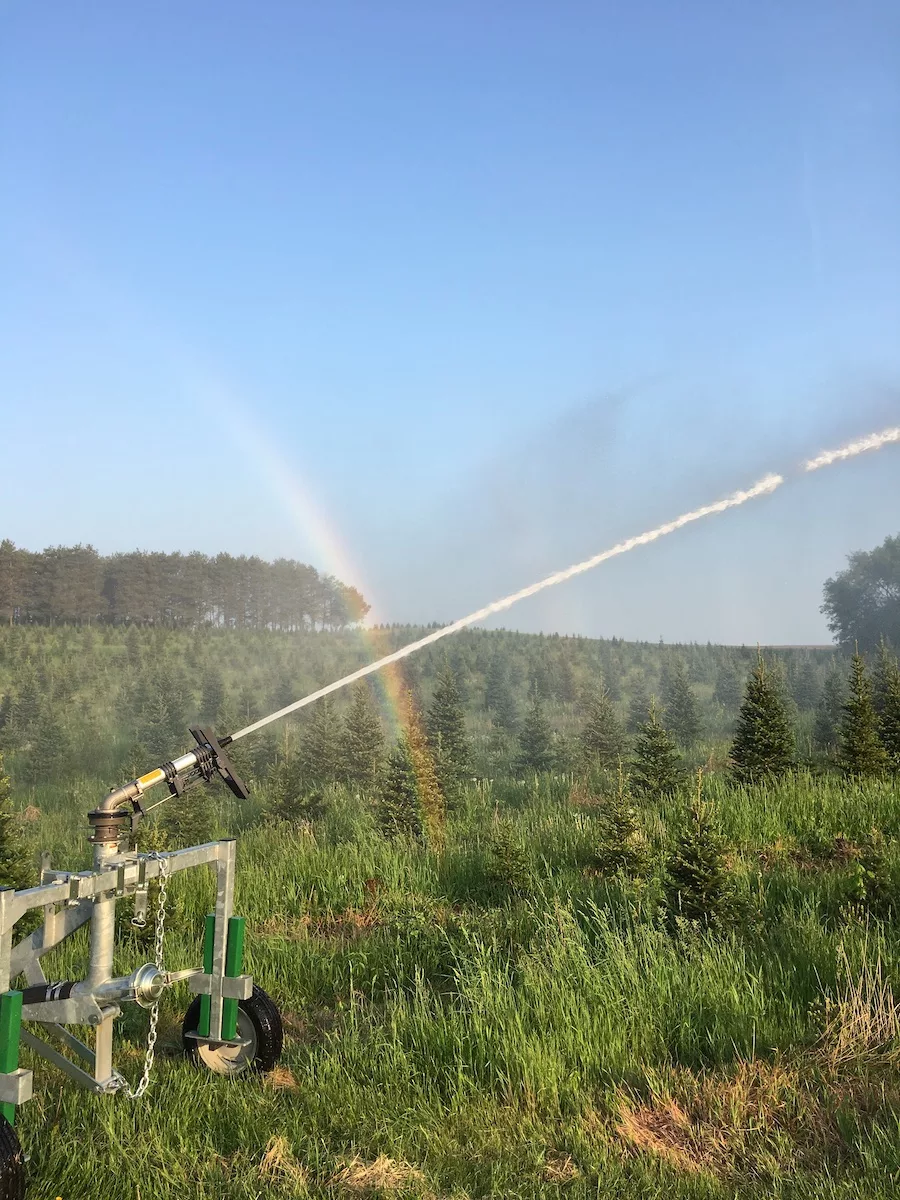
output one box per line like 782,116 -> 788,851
182,985 -> 283,1076
0,1118 -> 26,1200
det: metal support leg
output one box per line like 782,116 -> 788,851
208,841 -> 236,1041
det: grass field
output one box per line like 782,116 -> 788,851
14,764 -> 900,1200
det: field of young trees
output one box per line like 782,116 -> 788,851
1,534 -> 899,1199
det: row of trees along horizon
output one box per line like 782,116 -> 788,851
0,539 -> 369,629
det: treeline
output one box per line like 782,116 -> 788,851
0,540 -> 368,630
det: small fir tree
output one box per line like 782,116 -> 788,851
713,662 -> 743,711
0,751 -> 34,891
841,651 -> 888,776
378,724 -> 444,845
729,655 -> 795,785
877,650 -> 900,769
484,820 -> 534,899
342,682 -> 384,789
626,680 -> 653,735
593,766 -> 649,877
298,695 -> 343,785
663,657 -> 701,747
200,666 -> 225,724
515,692 -> 555,775
631,702 -> 683,800
662,776 -> 737,932
792,661 -> 820,712
814,669 -> 845,754
485,657 -> 518,733
426,661 -> 471,802
579,687 -> 627,772
161,788 -> 215,848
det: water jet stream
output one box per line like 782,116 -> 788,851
231,421 -> 899,743
232,473 -> 783,740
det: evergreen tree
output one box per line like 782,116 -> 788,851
404,707 -> 445,844
378,726 -> 443,845
663,657 -> 701,747
263,732 -> 325,824
713,661 -> 743,711
631,702 -> 683,800
626,680 -> 653,735
814,668 -> 845,753
593,766 -> 649,877
841,651 -> 888,776
298,695 -> 343,785
200,665 -> 225,724
877,650 -> 900,769
515,692 -> 555,775
161,787 -> 215,848
792,661 -> 820,712
873,639 -> 897,718
10,660 -> 41,733
579,687 -> 627,772
24,703 -> 71,784
342,682 -> 384,789
662,786 -> 737,932
729,655 -> 795,785
0,750 -> 34,891
485,657 -> 518,733
426,661 -> 471,802
484,820 -> 534,899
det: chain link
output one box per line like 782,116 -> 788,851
118,851 -> 169,1099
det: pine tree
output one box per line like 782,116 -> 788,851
713,662 -> 743,711
200,665 -> 225,724
378,728 -> 443,845
485,657 -> 518,733
24,703 -> 71,784
342,682 -> 384,789
626,680 -> 653,735
792,661 -> 820,712
263,732 -> 325,824
841,651 -> 888,776
426,661 -> 470,801
877,650 -> 900,769
404,702 -> 445,844
662,777 -> 737,932
161,788 -> 215,848
729,655 -> 795,785
10,660 -> 41,733
0,751 -> 34,891
515,692 -> 555,775
631,702 -> 683,799
484,820 -> 534,899
663,657 -> 701,747
298,695 -> 343,785
579,687 -> 627,772
593,766 -> 649,877
814,668 -> 845,753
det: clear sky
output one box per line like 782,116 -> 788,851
2,1 -> 898,643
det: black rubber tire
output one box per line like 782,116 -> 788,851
0,1119 -> 26,1200
182,985 -> 283,1075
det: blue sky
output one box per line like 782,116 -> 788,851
2,1 -> 898,642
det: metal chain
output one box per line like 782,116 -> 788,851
118,851 -> 169,1099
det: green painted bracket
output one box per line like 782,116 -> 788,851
197,913 -> 245,1042
222,916 -> 245,1041
0,991 -> 23,1127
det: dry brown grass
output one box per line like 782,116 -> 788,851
19,804 -> 41,822
256,909 -> 380,942
264,1064 -> 300,1091
331,1155 -> 426,1195
258,1135 -> 310,1192
540,1152 -> 580,1183
818,947 -> 900,1070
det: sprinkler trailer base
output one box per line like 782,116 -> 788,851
0,727 -> 283,1197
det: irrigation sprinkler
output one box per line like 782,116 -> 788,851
0,727 -> 283,1195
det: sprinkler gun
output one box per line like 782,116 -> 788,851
87,726 -> 249,848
